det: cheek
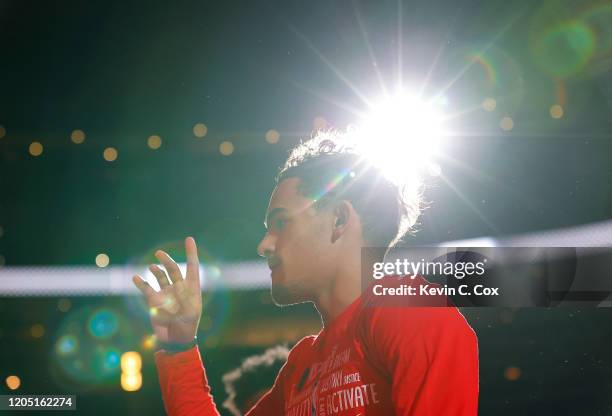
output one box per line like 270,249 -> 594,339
279,222 -> 328,261
293,227 -> 331,266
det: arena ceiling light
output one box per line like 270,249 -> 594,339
355,90 -> 447,185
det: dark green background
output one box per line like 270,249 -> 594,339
0,0 -> 611,414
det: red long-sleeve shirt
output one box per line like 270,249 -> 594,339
155,277 -> 479,415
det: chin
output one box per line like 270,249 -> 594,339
270,282 -> 307,306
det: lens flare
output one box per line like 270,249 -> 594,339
121,373 -> 142,391
52,306 -> 135,386
355,91 -> 447,185
530,2 -> 599,79
198,289 -> 233,342
92,346 -> 121,373
55,334 -> 79,355
121,351 -> 142,373
582,4 -> 612,57
88,309 -> 119,339
534,21 -> 595,78
5,375 -> 20,390
442,43 -> 524,114
142,334 -> 157,350
468,53 -> 497,88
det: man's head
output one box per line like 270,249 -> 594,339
257,130 -> 422,305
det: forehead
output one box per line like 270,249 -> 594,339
267,177 -> 313,213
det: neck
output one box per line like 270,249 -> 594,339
314,248 -> 384,327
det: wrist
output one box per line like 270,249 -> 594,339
157,336 -> 198,354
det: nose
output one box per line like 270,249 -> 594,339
257,233 -> 276,258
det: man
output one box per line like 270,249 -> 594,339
133,131 -> 479,415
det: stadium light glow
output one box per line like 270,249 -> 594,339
121,351 -> 143,392
355,91 -> 446,185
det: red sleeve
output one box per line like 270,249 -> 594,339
362,306 -> 479,415
243,371 -> 284,416
155,336 -> 315,416
155,346 -> 221,416
245,335 -> 316,416
155,345 -> 283,416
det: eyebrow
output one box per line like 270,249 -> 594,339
264,207 -> 287,230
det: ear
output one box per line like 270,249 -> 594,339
331,201 -> 352,243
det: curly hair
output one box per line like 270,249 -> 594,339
276,129 -> 423,248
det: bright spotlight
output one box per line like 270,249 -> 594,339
355,91 -> 446,184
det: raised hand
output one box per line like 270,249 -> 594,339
132,237 -> 202,344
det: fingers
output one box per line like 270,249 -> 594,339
134,274 -> 177,313
133,275 -> 156,298
185,237 -> 201,288
155,250 -> 184,284
149,264 -> 171,288
145,238 -> 199,294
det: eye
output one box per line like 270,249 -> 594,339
274,218 -> 287,231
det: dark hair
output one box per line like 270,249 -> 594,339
276,130 -> 422,248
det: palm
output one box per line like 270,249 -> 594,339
148,285 -> 201,343
133,237 -> 203,344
